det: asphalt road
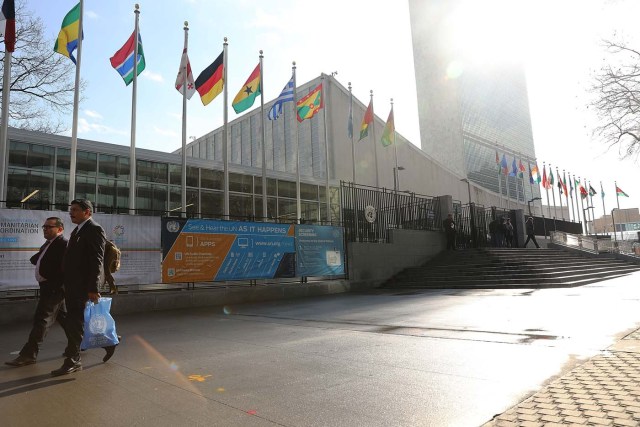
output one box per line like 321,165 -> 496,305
1,272 -> 639,426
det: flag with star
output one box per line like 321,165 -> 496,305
232,63 -> 261,114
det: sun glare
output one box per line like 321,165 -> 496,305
447,0 -> 529,67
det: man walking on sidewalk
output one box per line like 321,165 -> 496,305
51,199 -> 116,377
5,217 -> 69,367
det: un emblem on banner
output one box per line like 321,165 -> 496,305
166,221 -> 180,233
89,314 -> 107,334
364,205 -> 377,223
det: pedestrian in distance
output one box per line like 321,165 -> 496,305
443,213 -> 456,251
51,199 -> 117,377
524,216 -> 540,248
5,217 -> 71,367
505,218 -> 515,248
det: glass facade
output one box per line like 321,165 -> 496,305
4,137 -> 336,223
459,63 -> 540,203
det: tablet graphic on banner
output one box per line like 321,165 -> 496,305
295,225 -> 345,276
161,219 -> 295,283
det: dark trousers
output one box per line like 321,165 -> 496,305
20,288 -> 68,359
446,232 -> 456,250
524,234 -> 540,248
63,296 -> 87,361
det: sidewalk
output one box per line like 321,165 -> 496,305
484,329 -> 640,426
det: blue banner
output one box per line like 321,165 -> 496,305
295,225 -> 345,276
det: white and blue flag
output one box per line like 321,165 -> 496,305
267,75 -> 294,121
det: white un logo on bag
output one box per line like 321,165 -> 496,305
89,314 -> 108,334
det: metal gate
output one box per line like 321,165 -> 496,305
341,182 -> 441,243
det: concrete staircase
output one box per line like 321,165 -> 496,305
382,248 -> 640,289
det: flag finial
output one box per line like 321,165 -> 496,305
224,37 -> 228,43
348,82 -> 352,91
259,49 -> 263,56
135,3 -> 140,10
184,21 -> 188,29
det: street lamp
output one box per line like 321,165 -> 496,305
583,206 -> 595,235
393,166 -> 405,228
527,197 -> 542,217
393,166 -> 405,193
460,178 -> 472,204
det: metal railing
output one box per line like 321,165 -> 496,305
550,230 -> 640,257
340,181 -> 441,243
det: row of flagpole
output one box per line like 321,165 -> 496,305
0,1 -> 629,232
494,147 -> 631,235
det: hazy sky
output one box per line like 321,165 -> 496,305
22,0 -> 640,216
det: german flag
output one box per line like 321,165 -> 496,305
195,51 -> 224,106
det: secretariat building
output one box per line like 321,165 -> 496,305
409,0 -> 540,203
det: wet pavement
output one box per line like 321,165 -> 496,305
1,271 -> 640,426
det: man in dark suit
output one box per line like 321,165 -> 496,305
51,199 -> 116,376
5,217 -> 70,367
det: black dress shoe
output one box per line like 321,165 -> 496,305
51,360 -> 82,377
5,355 -> 36,367
103,345 -> 117,362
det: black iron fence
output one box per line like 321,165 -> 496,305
455,204 -> 511,248
340,181 -> 441,243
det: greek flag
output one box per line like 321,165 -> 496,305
268,75 -> 294,121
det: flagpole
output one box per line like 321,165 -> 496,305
615,181 -> 620,210
576,176 -> 584,234
588,179 -> 595,234
391,99 -> 400,228
548,164 -> 557,218
556,167 -> 563,220
348,82 -> 355,183
543,162 -> 550,217
68,0 -> 84,202
600,181 -> 607,234
527,162 -> 534,214
180,22 -> 189,218
498,166 -> 503,209
565,170 -> 574,222
259,50 -> 267,221
322,74 -> 331,223
370,90 -> 379,189
572,172 -> 582,228
579,177 -> 587,234
0,51 -> 11,208
223,37 -> 229,219
128,4 -> 140,215
293,62 -> 301,222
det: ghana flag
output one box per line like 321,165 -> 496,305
195,51 -> 224,106
296,83 -> 323,122
232,63 -> 260,114
381,108 -> 394,147
359,100 -> 373,141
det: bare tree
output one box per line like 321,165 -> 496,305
590,39 -> 640,159
0,1 -> 83,134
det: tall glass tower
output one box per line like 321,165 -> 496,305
409,0 -> 539,203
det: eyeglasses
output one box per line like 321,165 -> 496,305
42,225 -> 59,229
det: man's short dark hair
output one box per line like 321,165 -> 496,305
46,217 -> 64,229
70,198 -> 93,213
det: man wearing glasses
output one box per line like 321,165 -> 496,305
51,199 -> 115,376
5,217 -> 69,367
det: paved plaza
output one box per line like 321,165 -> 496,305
1,272 -> 640,426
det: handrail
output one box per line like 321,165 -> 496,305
550,230 -> 640,257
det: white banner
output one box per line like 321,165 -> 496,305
0,209 -> 161,290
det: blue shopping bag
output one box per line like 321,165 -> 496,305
80,297 -> 119,350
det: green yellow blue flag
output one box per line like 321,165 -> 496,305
54,3 -> 82,64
